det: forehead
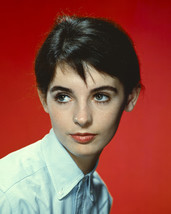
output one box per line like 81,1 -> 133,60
50,64 -> 124,90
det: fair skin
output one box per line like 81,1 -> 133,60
39,64 -> 140,174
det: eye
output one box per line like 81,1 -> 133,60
55,94 -> 72,103
94,93 -> 110,103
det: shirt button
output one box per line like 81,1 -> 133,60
58,189 -> 63,196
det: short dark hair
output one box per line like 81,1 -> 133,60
35,15 -> 141,97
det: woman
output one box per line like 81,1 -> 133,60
0,15 -> 141,213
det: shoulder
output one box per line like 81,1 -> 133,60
92,171 -> 113,209
0,189 -> 12,213
0,139 -> 45,193
92,171 -> 110,192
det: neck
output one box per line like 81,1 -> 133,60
68,152 -> 100,175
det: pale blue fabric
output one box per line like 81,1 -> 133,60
0,129 -> 112,213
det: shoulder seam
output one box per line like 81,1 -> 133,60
1,165 -> 47,194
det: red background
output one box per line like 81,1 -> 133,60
0,0 -> 171,213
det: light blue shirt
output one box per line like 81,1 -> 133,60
0,129 -> 112,213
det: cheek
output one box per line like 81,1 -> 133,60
48,107 -> 61,126
102,116 -> 118,133
98,108 -> 123,135
48,106 -> 72,130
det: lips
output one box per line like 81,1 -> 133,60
70,133 -> 96,143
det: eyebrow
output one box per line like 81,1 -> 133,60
50,85 -> 117,94
50,86 -> 73,93
91,86 -> 117,93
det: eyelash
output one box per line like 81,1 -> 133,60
54,92 -> 111,104
54,93 -> 72,104
93,93 -> 110,104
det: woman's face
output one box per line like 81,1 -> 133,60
43,64 -> 126,160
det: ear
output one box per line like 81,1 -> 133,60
125,86 -> 141,112
37,89 -> 49,113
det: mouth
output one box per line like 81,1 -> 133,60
70,133 -> 96,143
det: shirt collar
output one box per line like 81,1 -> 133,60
41,129 -> 97,201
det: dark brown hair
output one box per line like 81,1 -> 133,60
35,15 -> 141,97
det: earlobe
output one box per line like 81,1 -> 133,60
37,89 -> 49,113
125,86 -> 141,112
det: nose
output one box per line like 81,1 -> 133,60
73,103 -> 92,128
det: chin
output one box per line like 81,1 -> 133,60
72,147 -> 102,158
